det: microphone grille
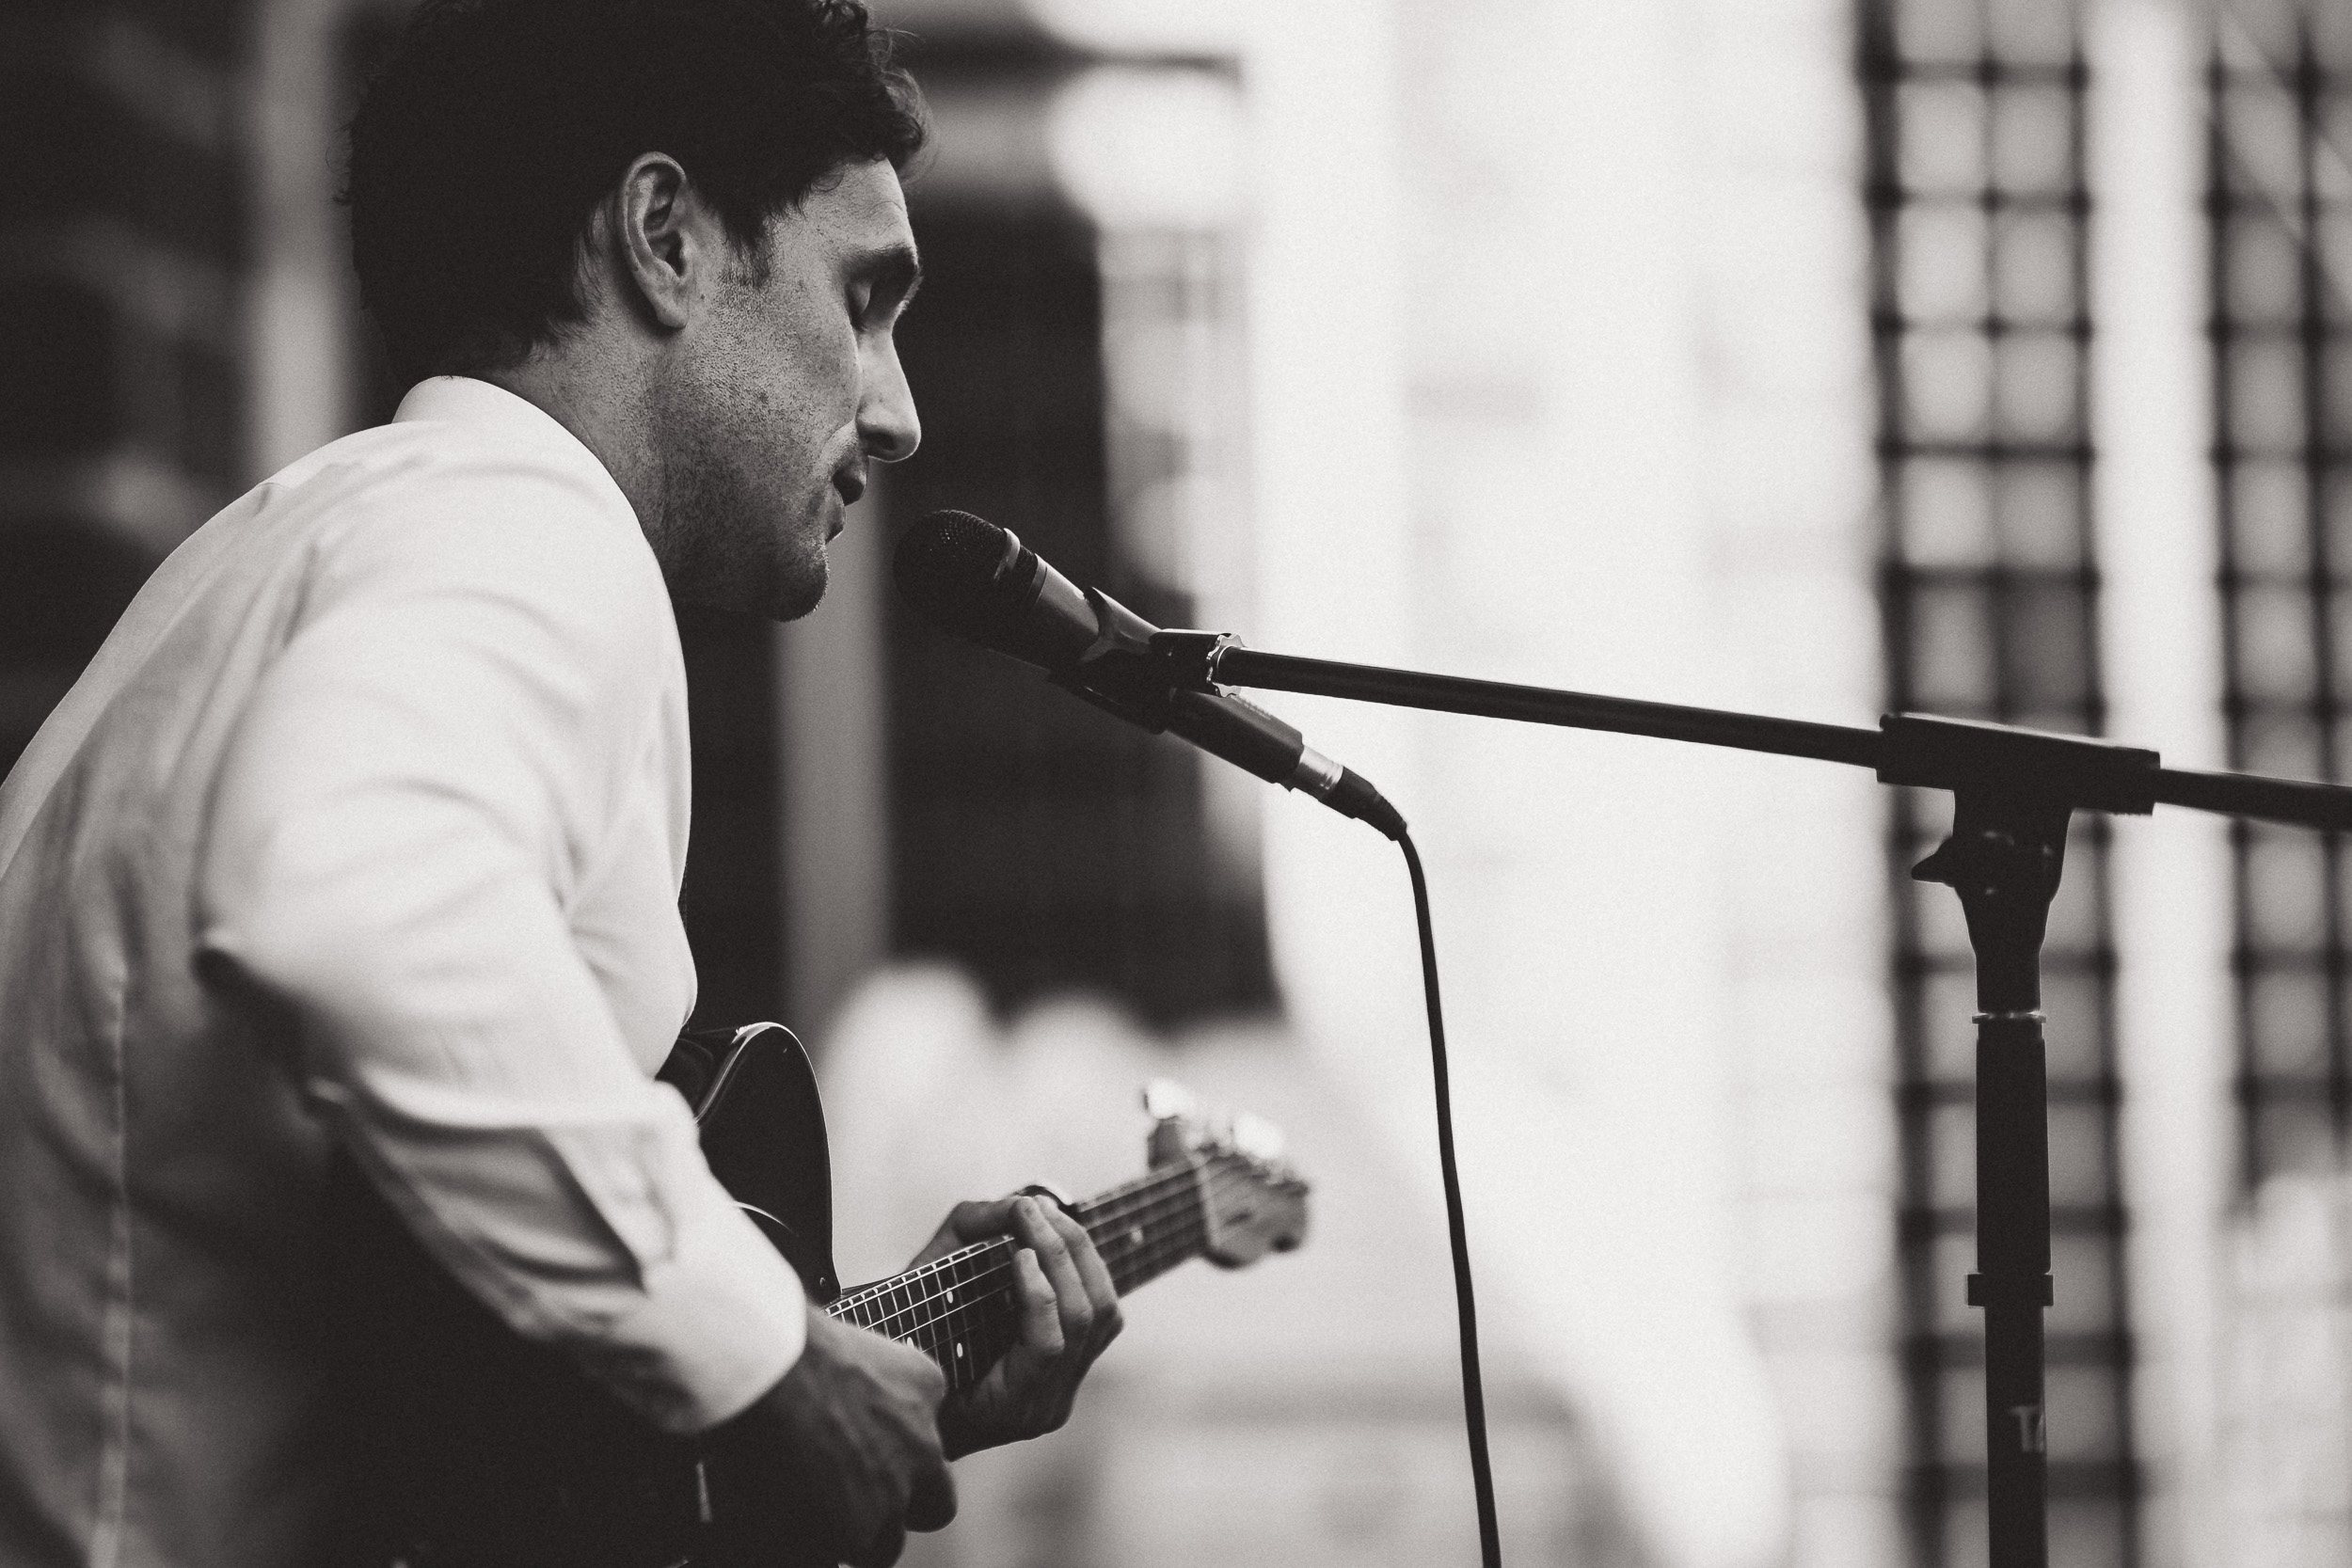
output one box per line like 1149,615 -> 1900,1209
893,509 -> 1029,645
895,508 -> 1005,584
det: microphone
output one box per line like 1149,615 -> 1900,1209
893,510 -> 1405,841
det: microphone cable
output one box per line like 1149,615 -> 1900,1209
1394,827 -> 1502,1568
887,515 -> 1496,1553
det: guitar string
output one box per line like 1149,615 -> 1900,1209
832,1176 -> 1226,1350
828,1155 -> 1279,1364
828,1201 -> 1173,1331
823,1164 -> 1203,1317
1082,1178 -> 1211,1244
854,1215 -> 1207,1391
829,1242 -> 1017,1319
837,1211 -> 1184,1342
856,1165 -> 1256,1395
835,1173 -> 1218,1338
859,1205 -> 1202,1344
1077,1175 -> 1204,1241
843,1257 -> 1017,1323
825,1164 -> 1212,1323
840,1163 -> 1252,1354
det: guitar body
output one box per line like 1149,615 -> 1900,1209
324,1022 -> 1308,1568
326,1023 -> 837,1568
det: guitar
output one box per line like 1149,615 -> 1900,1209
327,1022 -> 1310,1567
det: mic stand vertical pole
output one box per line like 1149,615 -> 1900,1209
1154,638 -> 2352,1566
1912,790 -> 2066,1568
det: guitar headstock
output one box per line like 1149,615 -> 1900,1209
1143,1079 -> 1311,1267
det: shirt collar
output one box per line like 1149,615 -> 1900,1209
392,376 -> 622,489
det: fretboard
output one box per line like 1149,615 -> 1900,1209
825,1162 -> 1209,1391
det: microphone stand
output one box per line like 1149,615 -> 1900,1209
1149,631 -> 2352,1568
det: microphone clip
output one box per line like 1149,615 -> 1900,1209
1044,586 -> 1188,735
1145,628 -> 1243,694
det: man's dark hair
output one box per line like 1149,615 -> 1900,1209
344,0 -> 927,386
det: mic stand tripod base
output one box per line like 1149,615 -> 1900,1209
1912,791 -> 2066,1568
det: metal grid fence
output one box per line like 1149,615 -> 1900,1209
2207,5 -> 2352,1195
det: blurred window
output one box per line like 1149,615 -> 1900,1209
1863,1 -> 2143,1561
2208,9 -> 2352,1192
882,47 -> 1275,1026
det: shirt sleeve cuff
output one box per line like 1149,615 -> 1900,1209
583,1189 -> 811,1433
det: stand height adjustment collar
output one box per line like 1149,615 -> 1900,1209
1877,713 -> 2158,815
1966,1273 -> 2055,1308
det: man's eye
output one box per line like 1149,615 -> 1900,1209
848,289 -> 871,328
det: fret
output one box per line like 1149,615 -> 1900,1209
1076,1168 -> 1191,1240
822,1159 -> 1228,1388
1078,1163 -> 1209,1296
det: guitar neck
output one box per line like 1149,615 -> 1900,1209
824,1163 -> 1208,1390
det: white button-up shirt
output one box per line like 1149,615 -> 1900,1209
0,377 -> 806,1568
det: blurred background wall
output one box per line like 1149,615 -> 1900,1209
19,0 -> 2352,1563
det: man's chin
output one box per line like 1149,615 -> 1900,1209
764,550 -> 829,623
772,570 -> 827,623
672,554 -> 826,623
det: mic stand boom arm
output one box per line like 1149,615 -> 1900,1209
1151,630 -> 2352,1568
1152,631 -> 2352,831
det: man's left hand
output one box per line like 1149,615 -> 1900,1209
906,1193 -> 1123,1458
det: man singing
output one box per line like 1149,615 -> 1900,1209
0,2 -> 1119,1564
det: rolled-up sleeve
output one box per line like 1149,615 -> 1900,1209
192,465 -> 804,1433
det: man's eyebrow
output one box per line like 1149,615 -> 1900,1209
851,242 -> 923,309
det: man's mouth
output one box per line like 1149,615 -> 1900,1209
832,465 -> 866,507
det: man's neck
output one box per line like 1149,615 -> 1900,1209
478,354 -> 661,535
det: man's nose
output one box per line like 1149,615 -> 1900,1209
859,341 -> 921,464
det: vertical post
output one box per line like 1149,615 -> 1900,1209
1915,793 -> 2070,1568
1972,994 -> 2055,1568
2089,1 -> 2232,1558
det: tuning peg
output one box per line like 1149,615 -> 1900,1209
1145,1080 -> 1205,1167
1142,1079 -> 1201,1123
1231,1112 -> 1285,1162
1195,1111 -> 1230,1154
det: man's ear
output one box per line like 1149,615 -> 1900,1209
611,151 -> 715,332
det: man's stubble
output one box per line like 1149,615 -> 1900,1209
644,365 -> 831,623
